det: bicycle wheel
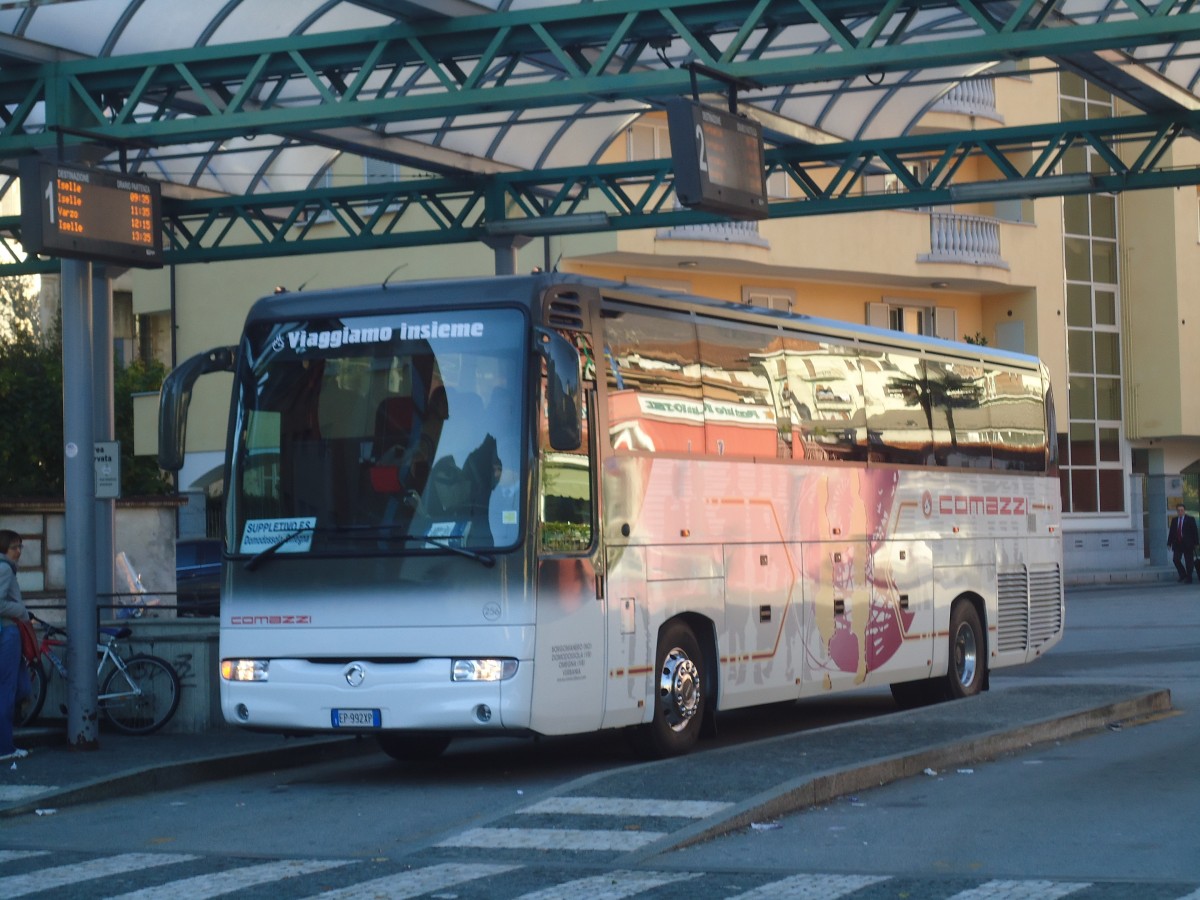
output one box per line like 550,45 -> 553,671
14,658 -> 47,728
101,654 -> 181,735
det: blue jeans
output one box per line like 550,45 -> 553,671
0,624 -> 20,755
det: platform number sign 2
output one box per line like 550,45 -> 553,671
667,99 -> 768,221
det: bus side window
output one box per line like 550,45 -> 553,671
604,310 -> 702,454
539,360 -> 593,554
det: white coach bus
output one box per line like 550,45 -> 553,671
159,273 -> 1064,759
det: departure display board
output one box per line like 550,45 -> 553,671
667,99 -> 768,220
19,159 -> 163,268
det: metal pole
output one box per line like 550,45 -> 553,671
92,269 -> 115,613
61,258 -> 99,749
482,235 -> 531,275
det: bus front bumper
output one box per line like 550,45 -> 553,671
220,656 -> 535,733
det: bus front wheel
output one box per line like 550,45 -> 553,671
946,601 -> 986,700
638,621 -> 706,758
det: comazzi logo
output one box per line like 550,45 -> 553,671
923,491 -> 1028,517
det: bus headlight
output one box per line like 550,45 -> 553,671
221,659 -> 269,682
451,658 -> 518,682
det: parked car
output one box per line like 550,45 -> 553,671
176,538 -> 221,617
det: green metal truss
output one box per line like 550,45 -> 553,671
1,0 -> 1198,151
3,0 -> 1200,274
2,108 -> 1197,274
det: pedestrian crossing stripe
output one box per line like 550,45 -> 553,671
0,852 -> 198,898
1,853 -> 1195,899
725,873 -> 890,899
436,826 -> 667,851
947,880 -> 1092,899
514,869 -> 701,899
519,796 -> 732,818
298,863 -> 519,899
107,858 -> 355,900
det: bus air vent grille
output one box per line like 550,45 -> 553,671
542,286 -> 586,331
1027,563 -> 1063,648
996,567 -> 1029,652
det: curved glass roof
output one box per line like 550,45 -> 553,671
1,0 -> 1199,198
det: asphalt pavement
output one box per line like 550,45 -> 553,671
0,680 -> 1169,852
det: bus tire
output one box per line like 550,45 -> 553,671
638,620 -> 706,758
946,600 -> 986,700
378,732 -> 451,762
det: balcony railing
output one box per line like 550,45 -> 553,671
656,219 -> 769,247
931,77 -> 1002,121
918,212 -> 1008,268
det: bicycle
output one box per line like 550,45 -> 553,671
15,614 -> 181,735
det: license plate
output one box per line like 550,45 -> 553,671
332,708 -> 381,728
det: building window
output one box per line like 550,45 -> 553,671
627,121 -> 670,161
866,300 -> 957,342
1059,74 -> 1124,515
742,286 -> 794,312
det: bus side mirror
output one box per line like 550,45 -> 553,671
535,326 -> 582,452
158,347 -> 236,471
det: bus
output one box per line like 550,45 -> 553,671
159,273 -> 1064,759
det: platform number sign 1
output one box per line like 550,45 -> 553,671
19,158 -> 163,268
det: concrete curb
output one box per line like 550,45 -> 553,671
0,735 -> 375,818
624,688 -> 1171,861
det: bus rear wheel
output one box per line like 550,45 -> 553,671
946,601 -> 986,700
378,732 -> 451,762
637,621 -> 706,758
891,600 -> 987,708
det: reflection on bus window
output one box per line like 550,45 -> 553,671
991,370 -> 1049,471
925,359 -> 990,468
539,359 -> 592,553
230,309 -> 526,554
697,321 -> 778,458
865,351 -> 934,465
769,335 -> 867,462
604,310 -> 702,454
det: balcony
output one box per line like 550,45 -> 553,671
656,219 -> 770,247
931,77 -> 1003,122
918,212 -> 1008,269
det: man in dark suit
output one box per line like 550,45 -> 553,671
1167,503 -> 1199,583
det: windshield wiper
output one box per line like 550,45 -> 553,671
417,535 -> 495,568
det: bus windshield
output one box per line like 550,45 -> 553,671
229,306 -> 526,557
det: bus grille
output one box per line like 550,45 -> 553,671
996,564 -> 1063,652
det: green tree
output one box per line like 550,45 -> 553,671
0,275 -> 42,343
0,328 -> 64,496
115,357 -> 173,495
0,279 -> 171,497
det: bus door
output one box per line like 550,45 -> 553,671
866,540 -> 934,685
529,383 -> 606,735
803,538 -> 874,693
532,555 -> 605,735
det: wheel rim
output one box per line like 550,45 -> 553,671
953,622 -> 978,687
657,647 -> 700,732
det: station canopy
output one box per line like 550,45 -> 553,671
3,0 -> 1200,269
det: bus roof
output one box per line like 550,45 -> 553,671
248,272 -> 1045,373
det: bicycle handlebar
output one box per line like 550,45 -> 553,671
29,612 -> 130,642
